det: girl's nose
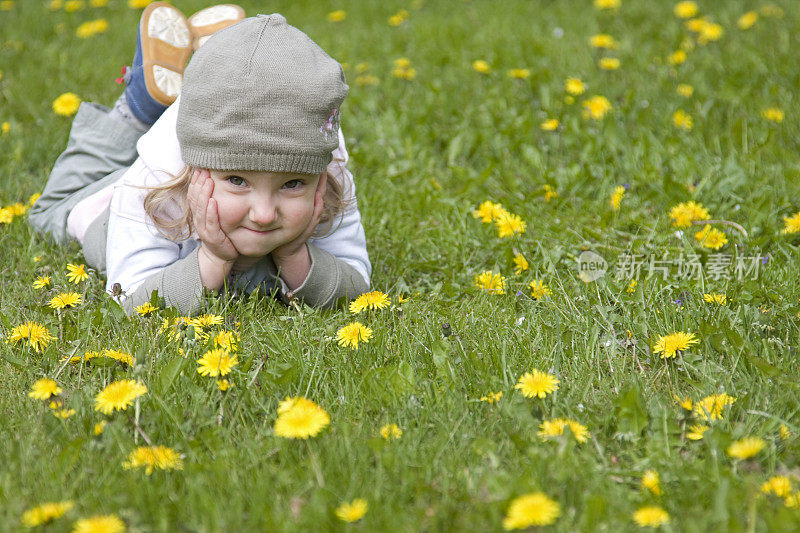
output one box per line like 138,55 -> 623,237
249,198 -> 277,227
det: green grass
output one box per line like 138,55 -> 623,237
2,0 -> 800,531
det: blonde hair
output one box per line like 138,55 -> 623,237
143,166 -> 348,242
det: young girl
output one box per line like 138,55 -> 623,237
29,3 -> 371,315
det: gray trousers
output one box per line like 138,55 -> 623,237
29,102 -> 143,247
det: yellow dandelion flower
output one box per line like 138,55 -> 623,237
760,5 -> 783,17
589,34 -> 617,49
495,212 -> 526,238
94,421 -> 107,435
350,291 -> 390,313
785,493 -> 800,508
641,470 -> 662,495
599,57 -> 620,70
582,95 -> 613,120
213,330 -> 239,352
29,193 -> 41,206
33,276 -> 51,289
21,501 -> 74,527
336,322 -> 373,349
781,211 -> 800,234
52,93 -> 81,116
780,425 -> 792,440
380,423 -> 402,440
94,379 -> 147,415
675,395 -> 693,411
128,0 -> 153,7
49,0 -> 62,10
672,109 -> 693,130
274,396 -> 330,439
610,185 -> 625,210
762,108 -> 784,123
565,77 -> 585,95
503,492 -> 560,529
728,436 -> 766,460
66,263 -> 88,283
7,321 -> 54,352
0,207 -> 15,224
698,22 -> 723,44
326,10 -> 346,22
737,11 -> 758,30
694,225 -> 727,250
76,18 -> 108,38
480,391 -> 503,404
529,280 -> 551,300
540,118 -> 559,131
673,1 -> 697,18
685,17 -> 708,32
123,445 -> 183,474
0,1 -> 14,11
102,349 -> 134,366
513,253 -> 529,274
668,49 -> 687,65
356,74 -> 380,86
474,271 -> 506,294
633,506 -> 670,527
687,423 -> 709,440
507,69 -> 530,79
472,60 -> 491,73
135,302 -> 157,316
335,499 -> 368,522
392,66 -> 417,80
472,201 -> 507,223
72,514 -> 125,533
192,313 -> 224,328
677,84 -> 694,97
1,121 -> 9,134
49,292 -> 83,309
703,293 -> 727,305
626,280 -> 637,293
539,418 -> 591,443
762,476 -> 792,497
29,378 -> 62,400
197,348 -> 238,377
594,0 -> 620,9
694,393 -> 736,421
653,331 -> 699,358
542,184 -> 559,201
9,202 -> 27,216
669,201 -> 710,228
516,369 -> 559,398
64,0 -> 84,11
388,9 -> 409,26
52,408 -> 76,419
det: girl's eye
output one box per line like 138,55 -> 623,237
283,179 -> 303,189
227,176 -> 245,186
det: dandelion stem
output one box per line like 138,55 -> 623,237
305,440 -> 325,488
691,219 -> 748,239
129,401 -> 152,446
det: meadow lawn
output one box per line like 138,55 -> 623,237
2,0 -> 800,531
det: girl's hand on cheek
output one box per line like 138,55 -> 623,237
188,169 -> 239,290
188,169 -> 239,263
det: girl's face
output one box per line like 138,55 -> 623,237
207,169 -> 322,259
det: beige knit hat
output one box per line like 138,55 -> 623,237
177,14 -> 348,173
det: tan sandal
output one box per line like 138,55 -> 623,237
139,1 -> 192,106
187,4 -> 246,51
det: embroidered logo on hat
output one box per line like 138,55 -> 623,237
320,109 -> 340,141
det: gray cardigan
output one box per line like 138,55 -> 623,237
84,206 -> 369,315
